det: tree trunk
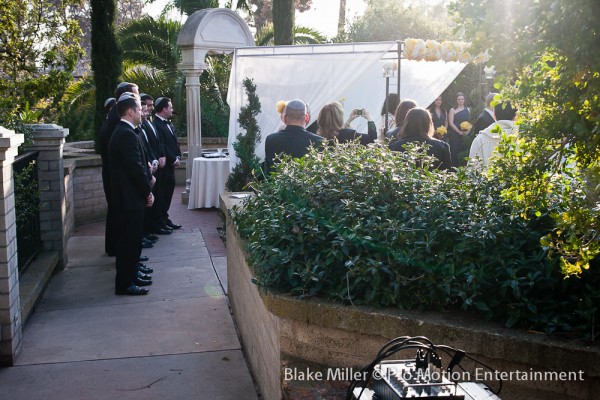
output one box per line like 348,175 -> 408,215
91,0 -> 122,152
337,0 -> 347,37
273,0 -> 294,45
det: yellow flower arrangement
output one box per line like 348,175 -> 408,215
436,126 -> 447,136
460,121 -> 472,132
275,100 -> 287,114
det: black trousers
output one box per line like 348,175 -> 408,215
114,209 -> 144,291
102,166 -> 117,256
161,167 -> 176,224
144,169 -> 165,233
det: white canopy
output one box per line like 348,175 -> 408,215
226,41 -> 466,166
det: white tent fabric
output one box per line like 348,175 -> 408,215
226,42 -> 466,167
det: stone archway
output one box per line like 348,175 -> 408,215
177,8 -> 254,199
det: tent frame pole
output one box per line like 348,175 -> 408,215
397,40 -> 402,98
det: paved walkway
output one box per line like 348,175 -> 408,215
0,187 -> 259,400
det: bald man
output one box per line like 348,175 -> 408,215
264,99 -> 324,172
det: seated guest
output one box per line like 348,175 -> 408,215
471,92 -> 498,137
265,99 -> 324,172
468,100 -> 517,169
386,99 -> 417,140
316,102 -> 377,145
389,107 -> 452,171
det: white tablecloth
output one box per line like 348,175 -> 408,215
188,156 -> 230,209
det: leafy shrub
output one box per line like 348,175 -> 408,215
232,143 -> 599,339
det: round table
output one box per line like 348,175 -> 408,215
188,156 -> 230,208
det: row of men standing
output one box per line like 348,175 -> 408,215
99,82 -> 182,295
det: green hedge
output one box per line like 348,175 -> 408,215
232,143 -> 599,339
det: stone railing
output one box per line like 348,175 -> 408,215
221,194 -> 599,400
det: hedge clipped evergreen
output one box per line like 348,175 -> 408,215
232,142 -> 599,339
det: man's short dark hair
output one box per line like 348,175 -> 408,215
155,97 -> 171,113
140,93 -> 154,103
115,82 -> 138,99
116,92 -> 140,117
494,101 -> 517,121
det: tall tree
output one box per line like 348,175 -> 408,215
70,0 -> 146,77
337,0 -> 346,37
249,0 -> 311,30
272,0 -> 295,45
91,0 -> 122,149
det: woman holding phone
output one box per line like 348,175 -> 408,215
316,102 -> 377,145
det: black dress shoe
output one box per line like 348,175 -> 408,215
134,278 -> 152,286
145,235 -> 159,241
139,256 -> 149,262
137,271 -> 152,281
156,228 -> 172,235
137,263 -> 154,274
115,285 -> 149,295
141,241 -> 154,248
167,221 -> 182,229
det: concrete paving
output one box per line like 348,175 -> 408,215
0,190 -> 259,400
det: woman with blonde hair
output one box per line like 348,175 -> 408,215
316,102 -> 377,145
389,107 -> 452,170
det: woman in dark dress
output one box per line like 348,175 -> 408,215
447,92 -> 471,167
427,95 -> 448,139
389,107 -> 452,170
316,102 -> 377,145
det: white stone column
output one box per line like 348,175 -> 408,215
0,126 -> 24,366
28,124 -> 69,270
181,65 -> 206,201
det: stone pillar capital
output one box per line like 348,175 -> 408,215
0,127 -> 24,163
27,124 -> 69,149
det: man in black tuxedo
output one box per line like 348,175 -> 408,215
99,82 -> 139,256
139,100 -> 166,237
109,92 -> 155,296
471,92 -> 497,137
153,97 -> 182,231
264,99 -> 324,172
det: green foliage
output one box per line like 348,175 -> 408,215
0,0 -> 83,125
232,143 -> 599,338
60,15 -> 231,140
226,78 -> 264,191
14,161 -> 40,232
449,0 -> 600,274
347,0 -> 453,43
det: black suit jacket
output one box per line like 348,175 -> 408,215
389,134 -> 453,171
153,117 -> 181,167
143,120 -> 164,160
99,106 -> 121,191
139,124 -> 157,163
472,110 -> 495,137
337,121 -> 377,145
108,121 -> 153,211
264,125 -> 324,172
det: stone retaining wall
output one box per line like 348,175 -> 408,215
67,156 -> 106,226
222,194 -> 600,400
